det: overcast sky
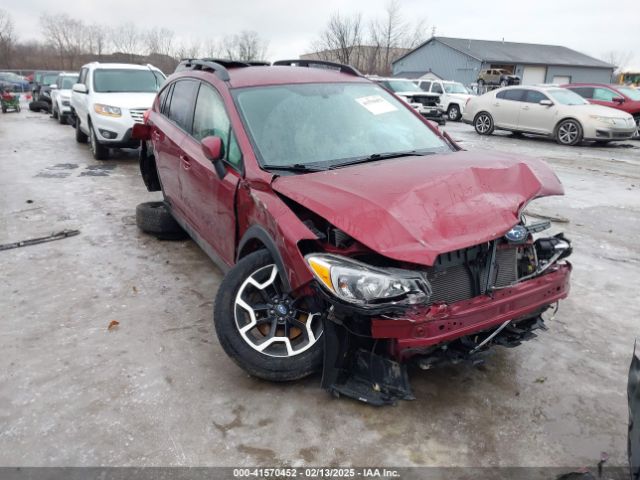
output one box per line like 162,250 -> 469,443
6,0 -> 640,67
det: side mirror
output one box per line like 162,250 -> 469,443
613,97 -> 625,104
50,84 -> 58,89
539,99 -> 554,106
72,83 -> 87,94
201,136 -> 226,180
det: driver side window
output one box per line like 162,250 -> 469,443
192,83 -> 242,169
431,83 -> 443,94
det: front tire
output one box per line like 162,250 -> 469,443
214,250 -> 324,382
89,124 -> 110,160
474,111 -> 494,135
555,119 -> 583,146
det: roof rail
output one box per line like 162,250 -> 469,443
272,59 -> 361,77
175,58 -> 270,79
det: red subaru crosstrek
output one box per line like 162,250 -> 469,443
133,59 -> 572,405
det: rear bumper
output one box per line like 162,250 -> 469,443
371,263 -> 571,359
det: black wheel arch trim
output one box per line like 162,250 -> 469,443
237,225 -> 292,292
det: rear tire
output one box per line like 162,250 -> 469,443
89,124 -> 109,160
474,111 -> 494,135
135,201 -> 187,239
447,104 -> 461,121
75,117 -> 88,143
214,249 -> 324,382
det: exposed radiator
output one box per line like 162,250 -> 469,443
425,243 -> 518,306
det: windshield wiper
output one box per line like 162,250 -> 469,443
329,150 -> 429,170
262,163 -> 325,173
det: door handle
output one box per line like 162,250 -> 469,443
522,106 -> 530,110
180,154 -> 192,169
152,130 -> 162,141
493,103 -> 500,107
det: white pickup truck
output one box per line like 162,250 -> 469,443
414,79 -> 473,121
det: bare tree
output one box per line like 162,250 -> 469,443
202,38 -> 222,59
145,27 -> 174,57
0,8 -> 17,68
111,23 -> 142,61
173,37 -> 202,59
369,1 -> 428,75
314,12 -> 364,65
222,31 -> 268,61
601,50 -> 633,74
86,24 -> 109,56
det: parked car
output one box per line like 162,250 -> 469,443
563,83 -> 640,130
630,340 -> 640,478
463,85 -> 637,145
477,68 -> 520,87
0,72 -> 30,92
50,72 -> 79,124
32,71 -> 61,110
132,59 -> 572,405
370,76 -> 446,125
414,79 -> 473,121
71,62 -> 166,160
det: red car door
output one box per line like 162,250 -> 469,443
178,81 -> 241,267
151,79 -> 199,217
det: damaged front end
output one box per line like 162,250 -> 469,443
307,221 -> 572,406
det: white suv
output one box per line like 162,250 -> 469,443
71,63 -> 165,160
51,72 -> 78,124
414,79 -> 473,121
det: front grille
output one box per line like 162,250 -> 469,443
62,100 -> 70,106
130,108 -> 146,124
412,95 -> 440,107
425,242 -> 518,305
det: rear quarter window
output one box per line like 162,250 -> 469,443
167,80 -> 199,132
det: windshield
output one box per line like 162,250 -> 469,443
381,80 -> 423,93
234,82 -> 448,169
548,89 -> 589,105
444,82 -> 469,94
60,76 -> 78,89
42,73 -> 59,85
93,69 -> 164,93
618,86 -> 640,101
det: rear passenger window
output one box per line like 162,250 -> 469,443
167,80 -> 199,132
192,83 -> 242,170
568,87 -> 594,99
496,89 -> 524,101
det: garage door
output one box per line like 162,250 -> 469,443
522,66 -> 546,85
552,75 -> 571,85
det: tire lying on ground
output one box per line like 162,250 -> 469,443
135,201 -> 188,240
28,100 -> 49,112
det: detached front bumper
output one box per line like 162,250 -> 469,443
372,263 -> 571,359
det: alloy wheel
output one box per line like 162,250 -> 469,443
558,121 -> 579,144
448,106 -> 459,120
234,264 -> 322,358
476,114 -> 491,134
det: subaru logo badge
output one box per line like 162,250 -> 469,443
505,225 -> 527,243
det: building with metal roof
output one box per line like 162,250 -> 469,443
392,37 -> 615,86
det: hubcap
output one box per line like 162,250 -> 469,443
558,122 -> 578,144
449,107 -> 458,120
476,115 -> 491,133
234,264 -> 323,358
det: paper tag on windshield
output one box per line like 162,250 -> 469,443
355,95 -> 397,115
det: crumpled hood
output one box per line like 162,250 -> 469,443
273,150 -> 563,266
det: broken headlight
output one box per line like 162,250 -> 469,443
305,254 -> 431,308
